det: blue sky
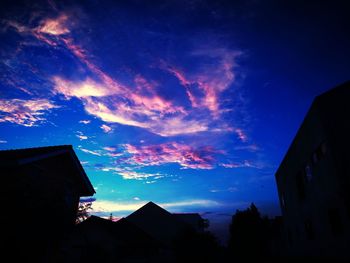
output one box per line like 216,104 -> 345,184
1,0 -> 349,241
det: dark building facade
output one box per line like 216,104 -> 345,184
0,145 -> 95,262
275,81 -> 350,258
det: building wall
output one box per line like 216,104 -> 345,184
275,85 -> 350,257
1,154 -> 83,262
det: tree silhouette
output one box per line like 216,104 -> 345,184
173,228 -> 220,262
75,201 -> 92,224
228,203 -> 270,260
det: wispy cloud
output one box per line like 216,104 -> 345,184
121,142 -> 221,169
79,120 -> 91,124
220,160 -> 258,169
161,49 -> 241,118
76,131 -> 88,140
37,16 -> 241,137
0,140 -> 7,143
79,147 -> 102,156
100,124 -> 112,133
103,146 -> 116,152
118,171 -> 165,180
233,128 -> 248,142
53,77 -> 121,98
35,13 -> 70,36
4,12 -> 248,140
0,99 -> 58,127
96,165 -> 167,180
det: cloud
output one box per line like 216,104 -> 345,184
100,124 -> 112,133
79,120 -> 91,124
233,128 -> 248,142
96,165 -> 167,180
151,117 -> 208,137
102,146 -> 123,157
210,186 -> 239,193
46,29 -> 242,137
76,134 -> 88,140
7,13 -> 247,139
118,171 -> 165,180
76,131 -> 88,140
0,140 -> 7,143
53,77 -> 121,98
79,147 -> 102,156
92,199 -> 222,213
0,98 -> 58,127
103,146 -> 117,152
220,160 -> 257,169
35,13 -> 70,36
161,49 -> 241,118
122,142 -> 220,169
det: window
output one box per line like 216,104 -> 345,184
304,219 -> 314,240
305,164 -> 313,182
328,208 -> 343,236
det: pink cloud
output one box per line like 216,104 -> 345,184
150,117 -> 208,137
122,142 -> 220,169
160,62 -> 199,108
53,77 -> 120,98
233,128 -> 248,142
161,49 -> 240,118
100,124 -> 112,133
103,146 -> 117,152
35,13 -> 70,35
53,78 -> 205,136
0,98 -> 58,127
8,14 -> 245,138
102,147 -> 123,157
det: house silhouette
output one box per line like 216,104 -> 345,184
275,81 -> 350,258
64,201 -> 208,262
125,201 -> 198,247
63,215 -> 160,262
0,145 -> 95,262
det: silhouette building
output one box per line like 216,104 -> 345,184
0,145 -> 95,262
64,201 -> 207,262
126,201 -> 203,246
275,81 -> 350,257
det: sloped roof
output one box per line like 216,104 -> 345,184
315,80 -> 350,101
275,81 -> 350,178
0,145 -> 95,196
126,202 -> 189,245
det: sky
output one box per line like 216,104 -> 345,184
1,0 -> 349,243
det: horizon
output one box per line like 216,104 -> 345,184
1,0 -> 350,244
